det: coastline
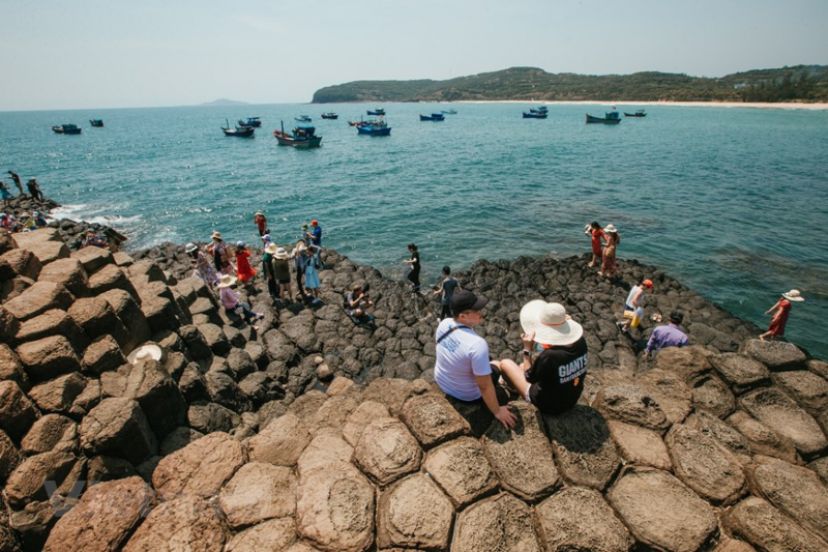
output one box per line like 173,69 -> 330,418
456,99 -> 828,110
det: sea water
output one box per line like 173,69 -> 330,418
1,103 -> 826,357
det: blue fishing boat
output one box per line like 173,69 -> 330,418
529,106 -> 548,114
419,113 -> 445,121
586,111 -> 621,124
238,117 -> 262,127
367,108 -> 385,116
522,111 -> 548,119
52,124 -> 82,134
274,121 -> 322,149
221,119 -> 255,137
320,112 -> 339,120
356,119 -> 391,136
295,115 -> 312,123
89,119 -> 104,127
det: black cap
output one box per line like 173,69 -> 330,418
669,310 -> 684,324
450,289 -> 488,314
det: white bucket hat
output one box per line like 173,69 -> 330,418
184,242 -> 198,254
275,247 -> 290,260
264,242 -> 278,255
127,343 -> 163,365
520,300 -> 584,346
782,289 -> 805,302
217,274 -> 238,289
603,224 -> 618,234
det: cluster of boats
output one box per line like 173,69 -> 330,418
584,109 -> 646,124
52,119 -> 105,134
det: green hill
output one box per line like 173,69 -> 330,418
312,65 -> 828,103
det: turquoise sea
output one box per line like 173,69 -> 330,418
1,103 -> 827,357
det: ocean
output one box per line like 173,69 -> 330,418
1,102 -> 827,358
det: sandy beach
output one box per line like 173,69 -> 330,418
458,99 -> 828,110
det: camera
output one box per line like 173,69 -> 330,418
583,224 -> 592,236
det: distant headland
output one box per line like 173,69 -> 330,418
311,65 -> 828,103
201,98 -> 250,107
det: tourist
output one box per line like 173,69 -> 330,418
0,182 -> 11,205
433,289 -> 516,429
619,278 -> 653,333
494,300 -> 588,415
185,242 -> 218,290
235,241 -> 256,284
433,265 -> 459,320
303,246 -> 321,298
271,246 -> 293,301
33,210 -> 47,227
217,274 -> 263,326
262,242 -> 279,298
307,219 -> 322,247
208,231 -> 233,274
585,221 -> 605,268
403,243 -> 421,292
81,229 -> 108,248
26,179 -> 43,202
7,171 -> 23,197
291,240 -> 308,299
759,289 -> 805,341
253,211 -> 267,236
598,224 -> 620,278
345,283 -> 375,326
1,213 -> 17,232
643,310 -> 688,358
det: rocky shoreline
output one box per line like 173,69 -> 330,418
1,194 -> 827,551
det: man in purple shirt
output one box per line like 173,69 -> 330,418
643,310 -> 688,358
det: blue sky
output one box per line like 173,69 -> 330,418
1,0 -> 825,110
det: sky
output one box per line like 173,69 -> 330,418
1,0 -> 826,111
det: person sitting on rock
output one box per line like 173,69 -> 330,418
433,289 -> 516,429
619,278 -> 653,333
643,310 -> 688,359
82,229 -> 108,248
494,300 -> 588,416
217,274 -> 263,328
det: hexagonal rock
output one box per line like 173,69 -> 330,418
739,387 -> 827,457
712,536 -> 757,552
690,373 -> 736,418
726,410 -> 798,463
343,401 -> 391,447
71,246 -> 113,274
0,248 -> 42,280
4,451 -> 76,507
452,492 -> 541,552
97,289 -> 151,353
743,339 -> 807,371
608,420 -> 671,470
724,496 -> 828,552
123,495 -> 229,552
21,414 -> 77,455
15,309 -> 89,352
543,406 -> 620,490
248,412 -> 311,467
482,401 -> 560,501
640,369 -> 693,425
400,393 -> 469,448
198,323 -> 231,356
43,476 -> 154,552
536,486 -> 633,552
67,297 -> 130,348
37,258 -> 88,297
152,432 -> 246,501
652,345 -> 713,384
748,455 -> 828,541
81,335 -> 124,375
3,281 -> 73,321
87,264 -> 136,297
353,417 -> 422,486
327,376 -> 355,397
297,428 -> 354,478
773,370 -> 828,413
683,410 -> 752,464
122,358 -> 187,438
12,234 -> 69,265
0,342 -> 26,386
29,372 -> 88,413
219,462 -> 296,528
0,429 -> 21,482
80,398 -> 157,464
423,436 -> 496,508
225,517 -> 298,552
0,380 -> 39,441
593,383 -> 670,432
666,424 -> 745,504
296,465 -> 375,552
16,335 -> 81,381
607,469 -> 717,552
377,473 -> 453,550
362,378 -> 415,416
710,353 -> 771,394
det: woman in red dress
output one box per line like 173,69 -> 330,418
235,241 -> 257,283
586,221 -> 605,268
760,289 -> 805,340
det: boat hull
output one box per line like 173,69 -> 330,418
624,112 -> 647,117
89,119 -> 104,127
321,114 -> 339,120
273,131 -> 322,148
52,125 -> 82,134
222,127 -> 255,137
585,114 -> 621,124
523,112 -> 547,119
420,115 -> 445,121
357,126 -> 391,136
367,110 -> 385,116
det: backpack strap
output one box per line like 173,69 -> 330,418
437,324 -> 470,344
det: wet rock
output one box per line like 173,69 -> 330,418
377,473 -> 453,550
15,309 -> 89,353
423,436 -> 496,508
81,335 -> 124,375
16,335 -> 81,381
20,414 -> 77,455
399,393 -> 469,449
536,486 -> 634,552
710,353 -> 771,393
594,383 -> 670,432
36,258 -> 87,297
739,387 -> 827,457
773,370 -> 828,413
691,373 -> 736,418
482,401 -> 560,501
247,412 -> 311,467
724,496 -> 828,552
152,432 -> 246,500
123,495 -> 229,552
79,398 -> 157,464
608,420 -> 671,470
218,462 -> 296,528
4,451 -> 76,507
0,381 -> 39,441
353,416 -> 422,486
743,339 -> 806,370
43,475 -> 154,552
224,518 -> 297,552
727,410 -> 798,462
607,468 -> 717,552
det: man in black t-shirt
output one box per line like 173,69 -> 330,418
495,300 -> 588,415
433,265 -> 459,320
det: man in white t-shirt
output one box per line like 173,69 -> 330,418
434,289 -> 516,429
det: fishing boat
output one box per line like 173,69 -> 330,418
89,119 -> 104,127
529,106 -> 548,114
356,119 -> 391,136
367,108 -> 385,116
221,119 -> 255,137
440,109 -> 458,115
522,111 -> 548,119
273,121 -> 322,149
52,124 -> 82,134
238,117 -> 262,127
585,111 -> 621,125
295,115 -> 312,123
624,109 -> 647,117
419,113 -> 445,121
320,112 -> 339,120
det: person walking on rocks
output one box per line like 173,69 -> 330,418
291,240 -> 308,299
185,242 -> 218,290
759,289 -> 805,341
433,265 -> 459,320
7,171 -> 23,197
26,179 -> 43,202
403,243 -> 421,292
494,300 -> 588,415
253,211 -> 268,236
585,221 -> 606,268
262,242 -> 280,298
271,246 -> 293,301
643,310 -> 688,358
217,274 -> 263,327
234,241 -> 256,284
433,289 -> 516,429
619,278 -> 653,333
208,231 -> 233,275
303,246 -> 321,298
598,224 -> 620,278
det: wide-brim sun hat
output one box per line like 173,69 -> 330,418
264,243 -> 279,255
211,231 -> 222,241
127,343 -> 163,365
275,247 -> 290,259
236,241 -> 245,249
217,274 -> 238,289
184,242 -> 198,254
604,224 -> 618,233
520,300 -> 584,346
782,289 -> 805,302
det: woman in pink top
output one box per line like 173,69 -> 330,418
217,275 -> 263,326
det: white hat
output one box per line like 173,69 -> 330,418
127,343 -> 163,365
211,231 -> 222,241
603,224 -> 618,234
264,242 -> 278,255
275,247 -> 290,260
520,300 -> 584,346
184,242 -> 198,253
217,274 -> 238,289
782,289 -> 805,302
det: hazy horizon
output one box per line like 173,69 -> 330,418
2,0 -> 826,111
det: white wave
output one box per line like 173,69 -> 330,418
49,204 -> 142,227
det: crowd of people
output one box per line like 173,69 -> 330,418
1,170 -> 48,231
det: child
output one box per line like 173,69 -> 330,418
433,265 -> 459,320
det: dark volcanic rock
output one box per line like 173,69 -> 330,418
79,398 -> 157,464
710,353 -> 771,393
743,338 -> 807,370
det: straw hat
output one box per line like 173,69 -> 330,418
782,289 -> 805,302
217,274 -> 238,289
275,247 -> 290,260
520,300 -> 583,346
211,231 -> 222,241
184,242 -> 198,254
127,343 -> 163,365
264,243 -> 278,255
604,224 -> 618,234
